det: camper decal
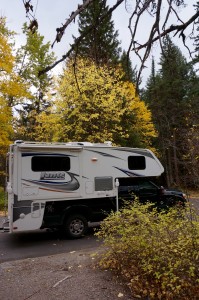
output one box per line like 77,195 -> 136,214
86,149 -> 122,159
21,152 -> 77,158
113,148 -> 154,159
40,171 -> 65,180
22,172 -> 80,192
114,167 -> 143,177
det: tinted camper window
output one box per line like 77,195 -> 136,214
31,156 -> 70,172
128,156 -> 146,170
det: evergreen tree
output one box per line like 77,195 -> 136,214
186,7 -> 199,187
15,23 -> 56,140
191,1 -> 199,69
74,0 -> 121,65
120,50 -> 138,83
144,37 -> 197,188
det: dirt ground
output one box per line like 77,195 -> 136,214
0,248 -> 134,300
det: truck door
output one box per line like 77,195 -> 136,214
138,180 -> 159,203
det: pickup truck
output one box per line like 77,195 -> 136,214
118,178 -> 187,209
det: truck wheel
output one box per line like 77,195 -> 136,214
64,214 -> 88,238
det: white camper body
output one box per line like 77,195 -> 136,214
5,141 -> 164,237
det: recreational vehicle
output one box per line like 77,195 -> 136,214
3,141 -> 164,238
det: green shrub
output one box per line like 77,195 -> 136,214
96,201 -> 199,299
0,186 -> 6,211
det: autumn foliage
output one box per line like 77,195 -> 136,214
55,58 -> 156,148
96,202 -> 199,299
0,18 -> 28,182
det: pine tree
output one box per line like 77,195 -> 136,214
186,5 -> 199,187
74,0 -> 121,65
192,1 -> 199,69
120,50 -> 138,83
144,37 -> 198,188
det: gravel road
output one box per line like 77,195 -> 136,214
0,248 -> 133,300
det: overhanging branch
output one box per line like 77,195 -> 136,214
39,0 -> 125,76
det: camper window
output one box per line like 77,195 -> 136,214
128,156 -> 146,170
31,156 -> 70,172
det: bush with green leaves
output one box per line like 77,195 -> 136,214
0,186 -> 6,211
96,201 -> 199,299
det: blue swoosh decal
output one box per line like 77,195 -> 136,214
22,172 -> 80,191
114,167 -> 143,177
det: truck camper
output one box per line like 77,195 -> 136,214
2,141 -> 164,238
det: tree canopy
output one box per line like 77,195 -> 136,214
15,23 -> 56,141
0,17 -> 28,183
52,58 -> 156,148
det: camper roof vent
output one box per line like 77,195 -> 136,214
77,142 -> 93,146
104,141 -> 112,146
14,140 -> 23,144
65,142 -> 93,146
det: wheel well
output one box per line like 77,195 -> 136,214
63,205 -> 92,222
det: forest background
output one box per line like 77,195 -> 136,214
1,0 -> 199,190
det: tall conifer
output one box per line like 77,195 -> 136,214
144,37 -> 198,188
74,0 -> 121,65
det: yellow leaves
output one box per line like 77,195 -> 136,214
0,34 -> 14,73
0,18 -> 30,166
56,58 -> 156,147
28,110 -> 60,142
0,20 -> 29,109
0,96 -> 12,147
97,202 -> 199,299
0,76 -> 29,100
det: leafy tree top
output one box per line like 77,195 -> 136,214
55,58 -> 156,149
15,23 -> 56,141
0,18 -> 28,148
17,23 -> 56,90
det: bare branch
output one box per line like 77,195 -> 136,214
134,10 -> 199,52
163,0 -> 184,30
21,0 -> 198,88
39,0 -> 125,76
51,0 -> 94,48
23,0 -> 33,15
129,0 -> 163,87
22,0 -> 38,33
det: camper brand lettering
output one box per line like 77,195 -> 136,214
40,172 -> 65,180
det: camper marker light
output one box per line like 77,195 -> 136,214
91,157 -> 98,162
20,213 -> 25,219
115,179 -> 119,187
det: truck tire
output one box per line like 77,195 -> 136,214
64,214 -> 88,238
